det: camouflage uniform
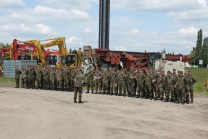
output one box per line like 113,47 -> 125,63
86,69 -> 95,93
24,67 -> 29,89
110,70 -> 118,95
164,72 -> 175,102
28,67 -> 35,89
136,71 -> 145,98
117,70 -> 127,96
184,72 -> 196,103
20,67 -> 25,88
94,69 -> 103,94
144,71 -> 153,99
56,69 -> 62,91
171,71 -> 178,102
50,68 -> 56,90
15,67 -> 21,88
74,71 -> 84,103
176,72 -> 185,104
102,69 -> 110,94
155,72 -> 166,100
127,70 -> 136,97
70,69 -> 77,92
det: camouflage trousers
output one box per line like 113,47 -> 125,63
156,85 -> 164,99
15,77 -> 20,88
24,77 -> 28,89
64,78 -> 70,91
127,81 -> 136,96
87,79 -> 95,93
136,82 -> 144,97
74,86 -> 82,101
95,79 -> 102,93
118,80 -> 126,96
177,87 -> 185,103
144,84 -> 153,98
185,85 -> 194,103
110,80 -> 118,95
165,87 -> 174,100
102,80 -> 109,94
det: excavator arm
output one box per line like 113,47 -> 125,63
41,37 -> 68,55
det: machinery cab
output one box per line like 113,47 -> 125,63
61,54 -> 76,68
46,55 -> 57,67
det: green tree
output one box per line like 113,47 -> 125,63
195,29 -> 203,62
201,37 -> 208,67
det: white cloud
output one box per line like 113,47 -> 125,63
0,0 -> 25,9
112,0 -> 201,11
178,27 -> 199,34
8,5 -> 91,22
1,23 -> 54,35
197,0 -> 208,7
66,37 -> 83,45
84,28 -> 92,33
130,28 -> 140,35
39,0 -> 97,10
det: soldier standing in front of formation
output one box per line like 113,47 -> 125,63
74,70 -> 84,103
185,71 -> 196,103
15,66 -> 21,88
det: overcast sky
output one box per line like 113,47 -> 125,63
0,0 -> 208,54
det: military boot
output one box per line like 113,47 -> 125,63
74,98 -> 77,103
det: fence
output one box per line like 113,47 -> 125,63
3,60 -> 37,78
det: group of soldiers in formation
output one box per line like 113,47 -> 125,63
15,65 -> 196,104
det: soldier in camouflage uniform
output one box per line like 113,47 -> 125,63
164,71 -> 175,102
86,68 -> 95,94
50,68 -> 56,90
127,68 -> 136,97
144,70 -> 153,99
102,68 -> 110,94
94,68 -> 103,94
136,70 -> 145,98
15,66 -> 21,88
171,69 -> 178,102
63,67 -> 69,91
155,71 -> 166,101
70,68 -> 77,92
56,68 -> 62,91
24,66 -> 29,89
74,70 -> 84,103
20,66 -> 25,88
35,66 -> 41,89
184,71 -> 196,103
28,66 -> 35,89
117,69 -> 127,96
109,68 -> 118,95
176,71 -> 185,104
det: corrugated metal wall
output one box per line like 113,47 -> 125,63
3,60 -> 37,78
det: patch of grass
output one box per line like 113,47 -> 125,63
186,68 -> 208,95
0,76 -> 15,86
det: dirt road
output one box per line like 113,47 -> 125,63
0,87 -> 208,139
